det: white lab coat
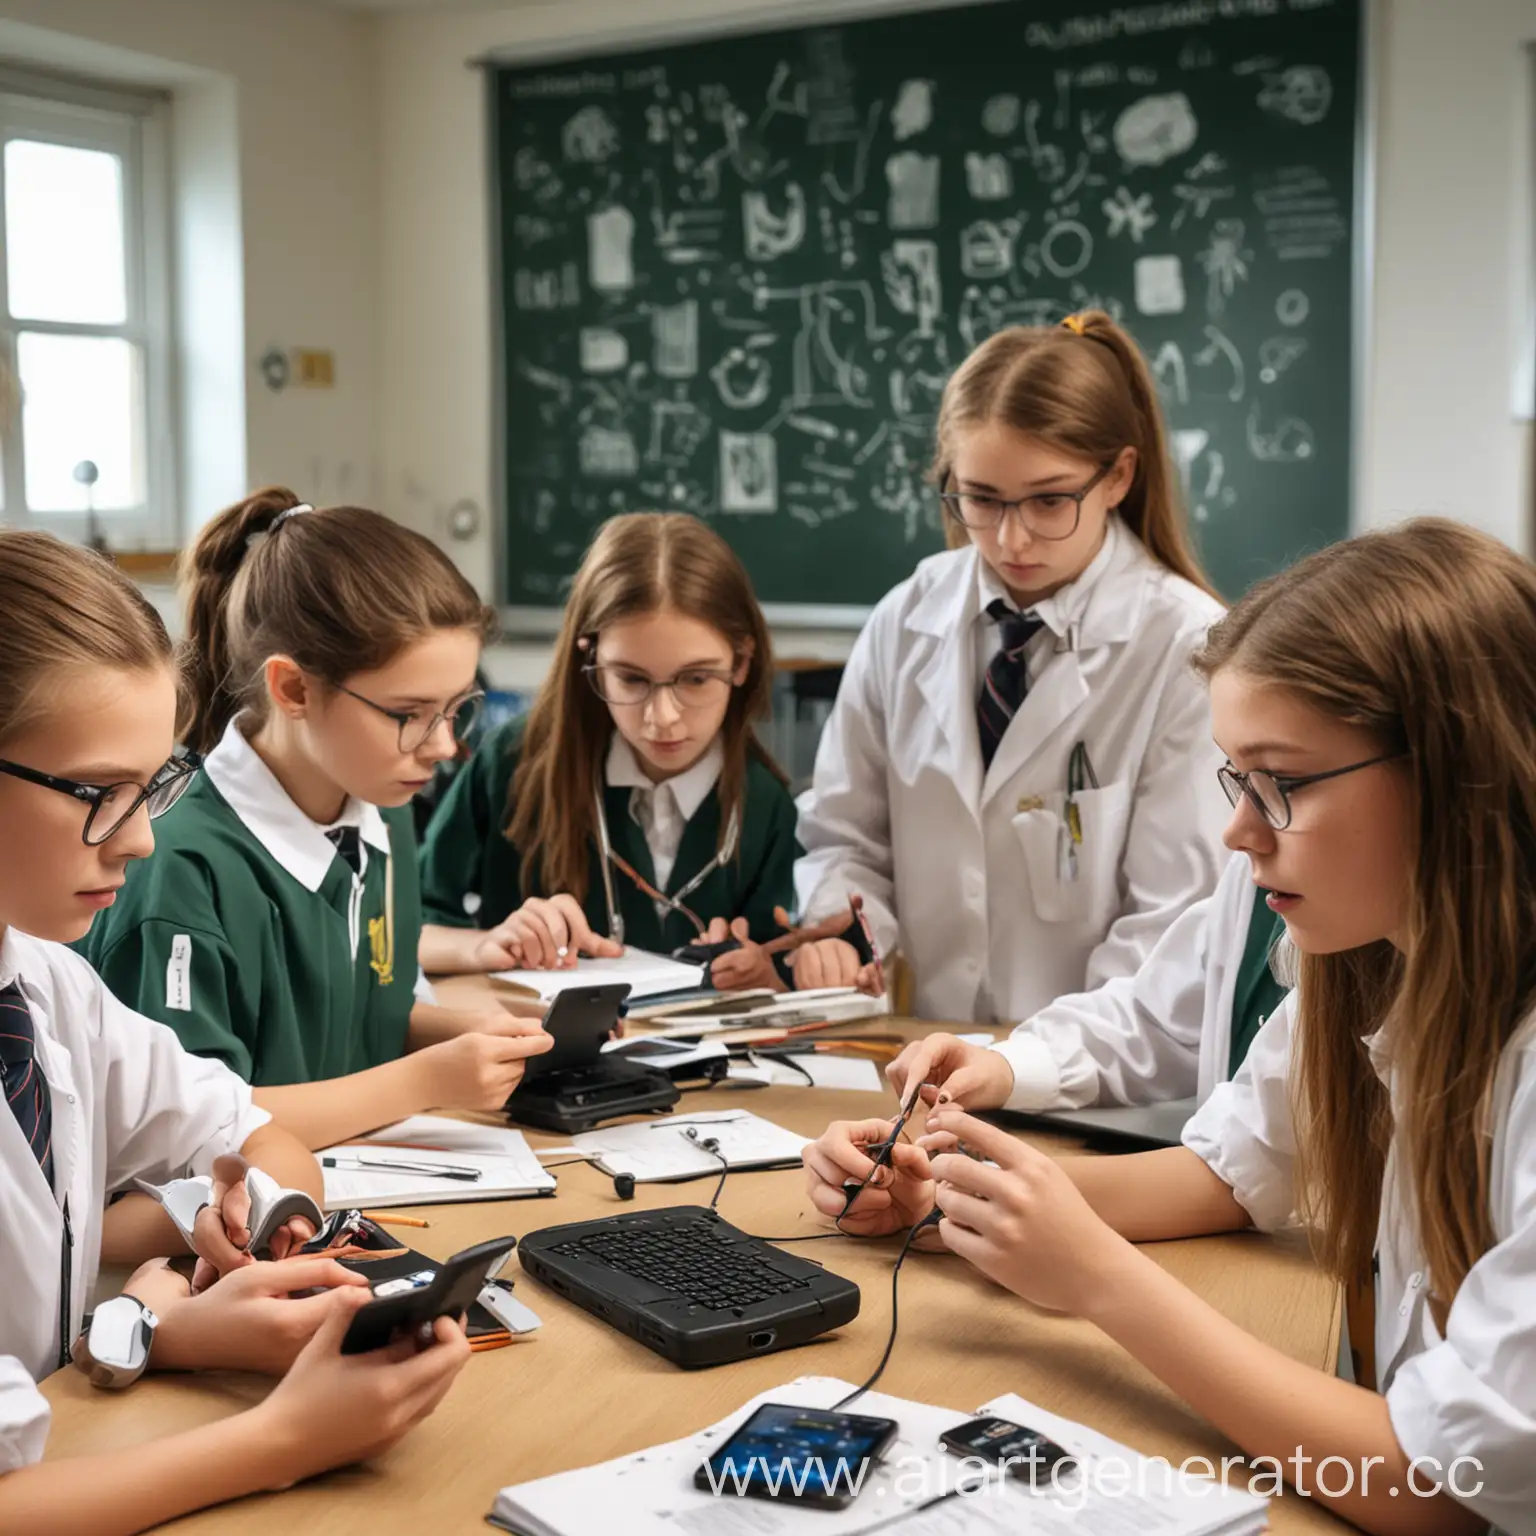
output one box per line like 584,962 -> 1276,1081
990,852 -> 1280,1110
796,519 -> 1228,1024
1185,998 -> 1536,1535
0,927 -> 269,1472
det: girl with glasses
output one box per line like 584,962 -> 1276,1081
82,489 -> 552,1152
419,513 -> 801,987
0,530 -> 468,1531
794,311 -> 1230,1043
810,519 -> 1536,1534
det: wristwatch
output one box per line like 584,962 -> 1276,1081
71,1294 -> 158,1389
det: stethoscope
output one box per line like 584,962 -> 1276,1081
593,778 -> 740,947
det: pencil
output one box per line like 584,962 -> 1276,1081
362,1211 -> 431,1228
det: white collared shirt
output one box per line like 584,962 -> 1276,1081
1184,996 -> 1536,1535
0,926 -> 269,1471
971,516 -> 1121,695
605,735 -> 724,901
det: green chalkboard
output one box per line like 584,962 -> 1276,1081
491,0 -> 1360,615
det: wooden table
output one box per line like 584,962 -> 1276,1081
43,1012 -> 1349,1533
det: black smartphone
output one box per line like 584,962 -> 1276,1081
694,1403 -> 898,1510
340,1235 -> 518,1355
938,1416 -> 1079,1486
515,983 -> 631,1081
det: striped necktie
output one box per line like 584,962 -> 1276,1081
0,980 -> 55,1187
977,598 -> 1046,769
327,826 -> 363,878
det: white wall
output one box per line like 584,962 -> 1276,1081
0,0 -> 379,523
376,0 -> 1536,689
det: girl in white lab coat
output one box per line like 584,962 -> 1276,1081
793,311 -> 1229,1024
0,530 -> 469,1533
807,519 -> 1536,1535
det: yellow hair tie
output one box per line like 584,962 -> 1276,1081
1061,313 -> 1088,336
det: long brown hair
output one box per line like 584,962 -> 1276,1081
932,310 -> 1216,598
509,512 -> 784,902
0,531 -> 175,747
180,487 -> 494,755
1196,518 -> 1536,1328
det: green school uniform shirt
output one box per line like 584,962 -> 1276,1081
1228,894 -> 1290,1079
81,722 -> 421,1087
419,715 -> 801,954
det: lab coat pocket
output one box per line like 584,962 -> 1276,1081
1012,781 -> 1132,927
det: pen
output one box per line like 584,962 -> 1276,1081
321,1156 -> 482,1183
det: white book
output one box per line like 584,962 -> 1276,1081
319,1116 -> 555,1209
491,946 -> 705,1003
568,1109 -> 809,1183
488,1375 -> 1267,1536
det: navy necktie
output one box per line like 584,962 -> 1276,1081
327,826 -> 363,878
1,980 -> 55,1187
977,598 -> 1046,769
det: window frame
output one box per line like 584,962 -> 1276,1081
0,78 -> 176,549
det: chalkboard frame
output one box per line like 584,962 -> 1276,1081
482,0 -> 1373,634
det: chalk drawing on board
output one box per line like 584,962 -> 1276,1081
1255,167 -> 1347,260
742,184 -> 807,260
513,213 -> 557,248
743,275 -> 887,411
1258,66 -> 1332,126
1151,341 -> 1189,407
1276,289 -> 1310,327
1023,100 -> 1067,184
1113,93 -> 1198,168
587,206 -> 635,294
869,430 -> 931,542
1068,283 -> 1124,325
806,30 -> 859,146
958,220 -> 1018,282
889,332 -> 951,420
982,94 -> 1021,137
579,426 -> 639,478
886,153 -> 941,230
1053,149 -> 1105,206
720,431 -> 777,512
562,105 -> 620,163
646,396 -> 711,467
1233,56 -> 1281,76
1198,219 -> 1253,317
646,170 -> 726,261
1103,186 -> 1157,243
1195,325 -> 1245,403
513,145 -> 561,197
820,101 -> 882,205
579,329 -> 628,375
1041,220 -> 1092,279
882,240 -> 944,336
1133,255 -> 1185,317
786,414 -> 841,443
652,301 -> 699,380
1259,335 -> 1308,384
1247,401 -> 1315,463
1179,38 -> 1217,71
966,152 -> 1013,201
709,338 -> 774,410
514,359 -> 573,406
893,79 -> 935,141
1171,179 -> 1234,230
513,264 -> 581,311
1170,429 -> 1210,504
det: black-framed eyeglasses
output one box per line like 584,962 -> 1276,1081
0,749 -> 202,846
1217,753 -> 1403,831
938,460 -> 1115,539
336,684 -> 484,753
583,664 -> 736,711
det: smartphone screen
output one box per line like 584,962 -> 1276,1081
695,1404 -> 898,1508
939,1416 -> 1078,1484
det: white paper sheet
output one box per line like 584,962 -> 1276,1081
570,1109 -> 808,1182
727,1054 -> 884,1092
320,1121 -> 555,1209
491,946 -> 705,1002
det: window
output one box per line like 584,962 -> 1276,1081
0,78 -> 174,547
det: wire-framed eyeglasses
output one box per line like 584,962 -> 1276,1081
337,684 -> 485,752
0,748 -> 202,846
938,461 -> 1114,539
1217,753 -> 1403,831
584,664 -> 736,711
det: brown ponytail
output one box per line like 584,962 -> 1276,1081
0,530 -> 175,747
932,310 -> 1218,600
180,488 -> 495,755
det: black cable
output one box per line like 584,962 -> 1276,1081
830,1211 -> 941,1411
683,1127 -> 731,1211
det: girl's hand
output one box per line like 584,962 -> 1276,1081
251,1293 -> 471,1487
789,938 -> 881,995
188,1156 -> 316,1292
421,1029 -> 555,1111
887,1034 -> 1016,1113
801,1118 -> 935,1237
498,896 -> 624,970
704,917 -> 786,992
921,1109 -> 1139,1315
151,1257 -> 371,1375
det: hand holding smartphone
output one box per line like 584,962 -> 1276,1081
340,1236 -> 518,1355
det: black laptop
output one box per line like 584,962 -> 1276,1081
517,1205 -> 860,1368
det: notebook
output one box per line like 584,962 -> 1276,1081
567,1109 -> 808,1184
487,1374 -> 1268,1536
319,1115 -> 556,1209
492,947 -> 705,1003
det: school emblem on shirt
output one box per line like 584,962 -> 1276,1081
368,915 -> 395,986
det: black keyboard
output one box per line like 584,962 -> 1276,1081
547,1215 -> 814,1311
